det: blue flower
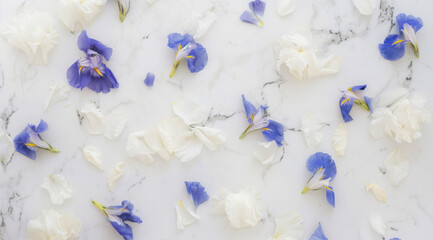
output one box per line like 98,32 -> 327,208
339,85 -> 372,122
240,95 -> 284,146
184,181 -> 209,209
240,0 -> 266,27
389,238 -> 401,240
92,200 -> 142,240
144,72 -> 155,87
167,33 -> 208,77
13,119 -> 59,160
302,152 -> 336,207
67,30 -> 119,93
379,13 -> 423,60
309,223 -> 328,240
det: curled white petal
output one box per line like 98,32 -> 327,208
0,133 -> 14,163
253,141 -> 278,165
300,112 -> 327,147
126,127 -> 171,164
157,117 -> 191,154
107,162 -> 124,192
82,145 -> 103,171
384,149 -> 410,186
41,174 -> 73,205
277,0 -> 298,16
104,106 -> 128,140
191,126 -> 226,151
268,211 -> 304,240
365,183 -> 387,203
80,103 -> 105,135
369,213 -> 386,236
27,209 -> 81,240
333,123 -> 347,157
172,96 -> 208,125
173,132 -> 204,162
353,0 -> 377,15
184,10 -> 217,39
213,188 -> 261,229
57,0 -> 107,32
1,11 -> 58,64
175,200 -> 200,230
44,82 -> 70,111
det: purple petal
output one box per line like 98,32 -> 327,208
77,30 -> 113,61
379,34 -> 406,61
186,44 -> 208,73
240,11 -> 261,25
144,72 -> 155,87
249,0 -> 266,17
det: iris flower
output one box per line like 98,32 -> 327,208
240,0 -> 266,27
13,119 -> 59,160
184,181 -> 209,209
379,13 -> 423,60
67,30 -> 119,93
92,200 -> 142,240
240,95 -> 284,146
117,0 -> 130,22
309,223 -> 328,240
339,85 -> 372,122
302,152 -> 336,207
167,33 -> 208,77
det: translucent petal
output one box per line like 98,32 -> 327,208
352,0 -> 377,15
172,96 -> 208,125
277,0 -> 298,16
82,145 -> 104,171
369,213 -> 386,236
365,183 -> 387,203
270,211 -> 304,240
80,102 -> 105,135
175,201 -> 200,230
106,162 -> 124,192
41,174 -> 73,205
104,105 -> 128,140
253,141 -> 278,165
384,149 -> 410,186
44,82 -> 70,111
332,123 -> 347,157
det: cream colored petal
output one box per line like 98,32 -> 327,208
173,132 -> 204,162
270,211 -> 304,240
82,145 -> 103,171
175,200 -> 200,230
126,130 -> 156,164
369,213 -> 386,236
157,117 -> 191,154
57,0 -> 107,32
365,183 -> 387,203
0,133 -> 14,163
26,209 -> 81,240
353,0 -> 377,15
277,0 -> 298,16
300,112 -> 326,147
253,141 -> 278,165
107,162 -> 124,192
44,82 -> 70,111
41,174 -> 73,205
172,96 -> 208,125
191,126 -> 226,151
333,123 -> 347,157
223,189 -> 261,229
80,102 -> 105,135
184,10 -> 217,39
375,88 -> 409,108
104,106 -> 128,140
59,212 -> 82,239
384,149 -> 410,186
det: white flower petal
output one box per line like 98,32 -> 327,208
253,141 -> 278,165
57,0 -> 107,32
384,149 -> 410,186
191,126 -> 226,151
27,209 -> 81,240
277,0 -> 298,16
184,10 -> 217,39
157,117 -> 191,154
300,112 -> 327,147
126,127 -> 171,164
369,213 -> 386,236
365,183 -> 387,203
82,145 -> 103,171
1,11 -> 58,64
333,123 -> 347,157
104,106 -> 128,140
173,132 -> 204,162
41,174 -> 73,205
107,162 -> 124,192
44,82 -> 70,111
352,0 -> 377,15
375,87 -> 409,108
172,96 -> 208,125
175,200 -> 200,230
80,103 -> 105,135
0,133 -> 14,163
269,211 -> 304,240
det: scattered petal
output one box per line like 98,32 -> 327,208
0,133 -> 14,163
184,10 -> 217,39
172,96 -> 208,125
44,82 -> 70,111
332,123 -> 347,157
27,209 -> 81,240
173,132 -> 203,162
365,183 -> 387,203
126,128 -> 168,164
369,213 -> 386,236
309,222 -> 328,240
82,145 -> 103,171
301,112 -> 327,147
80,102 -> 105,135
57,0 -> 107,32
191,126 -> 226,151
277,0 -> 298,16
253,141 -> 278,165
157,117 -> 191,154
144,72 -> 155,87
41,174 -> 73,205
107,162 -> 124,192
268,211 -> 304,240
384,149 -> 410,186
185,181 -> 209,209
104,105 -> 128,140
352,0 -> 377,15
175,200 -> 200,230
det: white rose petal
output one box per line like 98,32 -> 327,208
268,211 -> 304,240
191,126 -> 226,151
353,0 -> 377,15
82,145 -> 103,171
106,162 -> 124,192
0,133 -> 14,163
80,103 -> 105,135
27,209 -> 81,240
369,213 -> 386,236
253,141 -> 278,165
57,0 -> 107,32
365,183 -> 387,203
44,82 -> 70,111
384,149 -> 410,186
213,188 -> 261,229
173,132 -> 204,162
172,96 -> 208,125
333,123 -> 347,157
104,106 -> 128,140
41,174 -> 73,205
300,112 -> 327,147
1,11 -> 58,64
175,200 -> 200,230
277,0 -> 298,16
157,117 -> 191,154
184,10 -> 217,39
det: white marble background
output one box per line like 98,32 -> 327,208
1,0 -> 433,239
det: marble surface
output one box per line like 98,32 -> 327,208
1,0 -> 433,239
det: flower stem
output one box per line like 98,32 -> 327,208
355,100 -> 370,111
301,185 -> 309,194
91,200 -> 105,211
170,62 -> 180,78
239,124 -> 253,139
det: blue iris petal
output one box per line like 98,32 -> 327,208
167,33 -> 195,50
339,96 -> 355,122
144,72 -> 155,87
396,13 -> 423,33
187,43 -> 208,73
309,223 -> 328,240
13,128 -> 36,160
184,181 -> 209,209
261,120 -> 284,146
325,187 -> 335,208
389,238 -> 401,240
78,30 -> 113,61
67,61 -> 91,89
350,85 -> 367,92
364,96 -> 373,113
240,11 -> 261,25
29,119 -> 48,133
242,95 -> 258,124
109,221 -> 133,240
306,152 -> 337,181
379,34 -> 406,61
106,200 -> 142,240
249,0 -> 266,17
85,64 -> 119,93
